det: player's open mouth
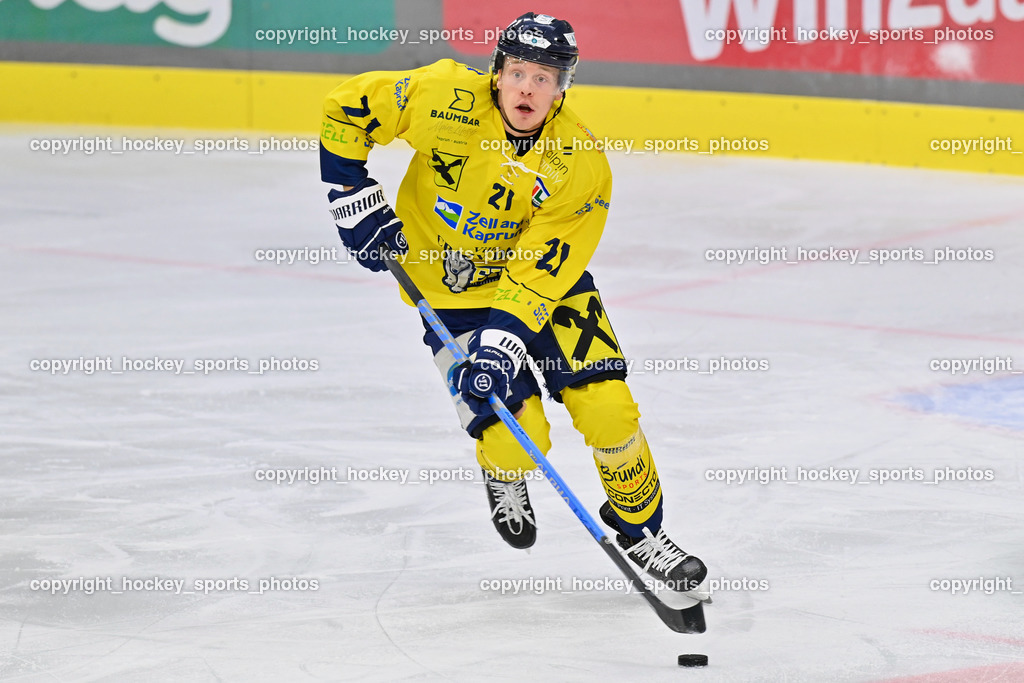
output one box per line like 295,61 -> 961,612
515,104 -> 534,114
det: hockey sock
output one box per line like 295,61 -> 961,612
593,426 -> 664,538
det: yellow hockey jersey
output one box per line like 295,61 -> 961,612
321,59 -> 612,338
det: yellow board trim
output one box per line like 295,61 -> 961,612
570,85 -> 1024,176
2,60 -> 1022,175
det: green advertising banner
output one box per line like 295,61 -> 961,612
0,0 -> 395,52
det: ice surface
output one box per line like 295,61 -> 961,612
1,127 -> 1022,682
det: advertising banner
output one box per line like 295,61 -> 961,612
0,0 -> 393,52
443,0 -> 1024,85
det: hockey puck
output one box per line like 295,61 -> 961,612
678,654 -> 709,667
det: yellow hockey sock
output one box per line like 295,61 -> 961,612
561,381 -> 664,532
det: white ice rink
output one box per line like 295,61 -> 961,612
2,127 -> 1022,682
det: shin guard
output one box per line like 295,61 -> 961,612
593,427 -> 664,537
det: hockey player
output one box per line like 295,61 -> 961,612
320,12 -> 706,591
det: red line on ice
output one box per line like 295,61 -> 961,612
867,629 -> 1024,681
917,628 -> 1024,649
626,303 -> 1024,345
607,209 -> 1024,306
869,663 -> 1024,682
9,245 -> 371,285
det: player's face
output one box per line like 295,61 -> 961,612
495,59 -> 563,135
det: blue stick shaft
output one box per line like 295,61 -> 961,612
383,255 -> 707,633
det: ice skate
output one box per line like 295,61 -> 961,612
483,468 -> 537,549
600,502 -> 708,598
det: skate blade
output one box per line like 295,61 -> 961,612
647,577 -> 712,604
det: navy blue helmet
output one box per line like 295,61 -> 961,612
490,12 -> 579,90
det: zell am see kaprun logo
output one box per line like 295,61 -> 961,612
434,196 -> 464,230
16,0 -> 232,47
433,196 -> 523,242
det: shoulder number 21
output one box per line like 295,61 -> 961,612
536,238 -> 570,277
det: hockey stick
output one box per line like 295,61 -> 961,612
382,254 -> 705,634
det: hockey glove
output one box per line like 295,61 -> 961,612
328,177 -> 407,272
455,327 -> 528,416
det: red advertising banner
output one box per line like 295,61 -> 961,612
443,0 -> 1024,85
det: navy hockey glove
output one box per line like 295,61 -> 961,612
455,327 -> 528,416
327,177 -> 407,272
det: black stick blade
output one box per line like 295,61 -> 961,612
600,538 -> 707,634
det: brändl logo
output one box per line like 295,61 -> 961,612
442,0 -> 1024,85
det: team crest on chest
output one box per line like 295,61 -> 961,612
430,149 -> 469,191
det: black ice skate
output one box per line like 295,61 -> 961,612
483,468 -> 537,549
600,502 -> 707,594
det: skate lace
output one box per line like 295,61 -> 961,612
487,477 -> 535,532
628,528 -> 690,575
